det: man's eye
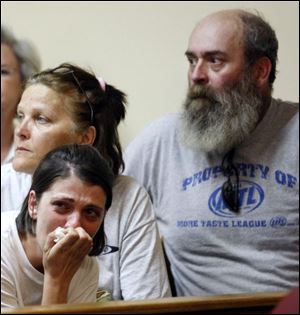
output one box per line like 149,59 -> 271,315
187,57 -> 197,66
210,57 -> 223,65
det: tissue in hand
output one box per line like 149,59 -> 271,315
54,227 -> 67,243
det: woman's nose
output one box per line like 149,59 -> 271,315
65,212 -> 81,229
15,118 -> 31,140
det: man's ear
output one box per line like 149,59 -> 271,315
28,190 -> 38,219
253,56 -> 272,88
78,126 -> 96,145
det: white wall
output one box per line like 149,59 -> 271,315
2,1 -> 299,148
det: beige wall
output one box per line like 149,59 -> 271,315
2,1 -> 299,148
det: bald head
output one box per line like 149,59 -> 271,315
189,9 -> 262,59
189,9 -> 278,88
192,9 -> 262,37
194,9 -> 245,30
198,9 -> 252,21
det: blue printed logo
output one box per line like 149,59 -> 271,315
270,216 -> 287,228
208,180 -> 264,217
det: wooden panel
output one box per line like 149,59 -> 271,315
1,291 -> 288,314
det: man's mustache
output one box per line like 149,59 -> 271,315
187,85 -> 216,101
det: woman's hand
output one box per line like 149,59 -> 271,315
41,227 -> 93,305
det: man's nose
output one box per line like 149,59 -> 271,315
191,60 -> 209,86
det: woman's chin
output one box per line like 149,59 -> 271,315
12,157 -> 35,174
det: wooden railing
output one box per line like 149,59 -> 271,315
1,291 -> 288,314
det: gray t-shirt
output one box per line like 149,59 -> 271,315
124,98 -> 299,296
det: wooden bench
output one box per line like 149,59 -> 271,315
1,291 -> 288,314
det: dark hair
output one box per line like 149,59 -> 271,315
1,25 -> 41,82
26,63 -> 127,175
238,11 -> 278,88
16,144 -> 114,256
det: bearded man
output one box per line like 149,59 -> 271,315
124,9 -> 299,297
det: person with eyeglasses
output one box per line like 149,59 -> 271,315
1,144 -> 114,308
123,9 -> 299,297
1,25 -> 41,165
1,63 -> 171,300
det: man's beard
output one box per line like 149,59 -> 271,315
177,74 -> 265,154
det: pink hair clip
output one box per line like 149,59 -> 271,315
97,77 -> 106,92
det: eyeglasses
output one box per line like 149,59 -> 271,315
49,66 -> 94,124
221,149 -> 240,213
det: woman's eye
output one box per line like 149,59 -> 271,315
54,201 -> 65,208
36,116 -> 49,124
1,69 -> 10,76
52,202 -> 70,213
16,112 -> 24,121
85,208 -> 102,220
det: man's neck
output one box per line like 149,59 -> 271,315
257,93 -> 272,126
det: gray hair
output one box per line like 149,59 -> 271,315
1,25 -> 41,82
238,11 -> 278,88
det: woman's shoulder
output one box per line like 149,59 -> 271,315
1,210 -> 19,233
1,217 -> 20,264
1,162 -> 15,180
1,163 -> 32,213
1,163 -> 31,186
110,175 -> 153,216
113,175 -> 148,195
